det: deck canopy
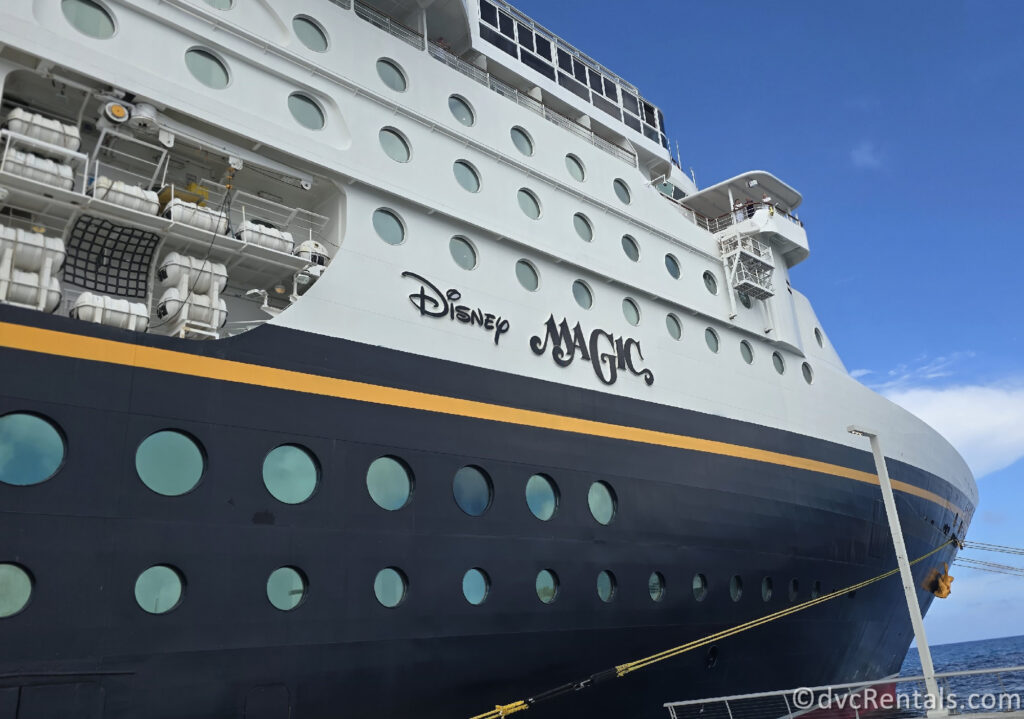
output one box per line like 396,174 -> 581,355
681,171 -> 802,219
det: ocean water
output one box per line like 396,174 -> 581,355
901,634 -> 1024,700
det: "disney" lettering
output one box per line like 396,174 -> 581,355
402,271 -> 510,345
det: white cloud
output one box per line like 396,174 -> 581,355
849,368 -> 872,379
850,140 -> 884,169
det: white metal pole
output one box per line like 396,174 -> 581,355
848,426 -> 946,717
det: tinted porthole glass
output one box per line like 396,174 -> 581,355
740,340 -> 754,364
185,48 -> 229,89
573,213 -> 593,242
448,95 -> 475,126
649,571 -> 666,602
565,154 -> 585,181
621,235 -> 640,262
572,280 -> 593,310
372,208 -> 405,245
773,352 -> 786,375
374,567 -> 407,608
453,465 -> 492,516
0,413 -> 64,486
692,573 -> 708,602
788,579 -> 799,602
703,270 -> 718,295
738,291 -> 752,309
762,577 -> 773,602
262,444 -> 318,504
730,575 -> 743,602
449,236 -> 477,270
802,362 -> 814,384
597,570 -> 616,602
515,260 -> 539,291
293,16 -> 328,52
705,328 -> 719,353
267,567 -> 306,611
588,481 -> 616,525
666,313 -> 682,341
453,161 -> 480,192
517,189 -> 541,219
462,568 -> 489,605
288,93 -> 325,130
814,327 -> 824,347
135,565 -> 184,614
376,59 -> 407,91
622,298 -> 640,326
62,0 -> 116,39
135,430 -> 203,497
613,179 -> 631,204
366,456 -> 412,511
0,564 -> 32,618
510,126 -> 534,156
379,128 -> 411,163
536,569 -> 558,604
811,581 -> 822,599
665,253 -> 680,279
525,473 -> 557,520
203,0 -> 232,8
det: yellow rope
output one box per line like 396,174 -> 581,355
469,538 -> 954,717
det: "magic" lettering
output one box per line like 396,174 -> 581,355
529,315 -> 654,386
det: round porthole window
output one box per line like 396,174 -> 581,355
374,567 -> 407,608
703,270 -> 718,295
0,413 -> 65,486
705,328 -> 719,353
288,93 -> 325,130
622,298 -> 640,326
613,178 -> 631,204
740,340 -> 754,364
730,575 -> 743,602
761,576 -> 773,602
61,0 -> 116,39
449,236 -> 477,270
588,481 -> 616,525
376,59 -> 407,91
788,579 -> 799,602
267,567 -> 307,611
597,570 -> 616,602
135,565 -> 184,614
665,253 -> 680,279
185,48 -> 230,89
452,465 -> 492,516
372,208 -> 405,246
773,352 -> 786,375
573,213 -> 593,242
453,160 -> 481,193
666,313 -> 682,341
515,259 -> 539,292
738,291 -> 752,309
814,327 -> 824,348
379,128 -> 411,163
293,15 -> 329,52
802,362 -> 814,384
621,235 -> 640,262
692,573 -> 708,602
135,430 -> 204,497
448,95 -> 475,126
0,564 -> 33,618
462,568 -> 490,605
203,0 -> 232,8
262,444 -> 319,504
510,126 -> 534,156
366,456 -> 413,511
517,188 -> 541,219
565,154 -> 585,181
525,473 -> 558,521
572,280 -> 593,310
536,569 -> 559,604
649,571 -> 666,602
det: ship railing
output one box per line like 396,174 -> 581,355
696,202 -> 805,234
663,664 -> 1024,719
427,42 -> 638,167
354,1 -> 424,50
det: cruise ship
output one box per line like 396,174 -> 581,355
0,1 -> 977,718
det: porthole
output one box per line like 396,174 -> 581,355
462,568 -> 490,605
772,351 -> 786,375
704,328 -> 719,353
184,48 -> 230,89
665,313 -> 682,341
515,259 -> 539,292
288,93 -> 325,130
510,126 -> 534,156
588,481 -> 616,525
572,280 -> 593,310
293,15 -> 328,52
262,444 -> 319,505
135,430 -> 204,497
449,236 -> 477,270
452,465 -> 492,516
379,128 -> 411,163
366,456 -> 413,511
738,291 -> 752,309
621,235 -> 640,262
525,473 -> 558,521
814,327 -> 824,348
267,567 -> 307,611
706,646 -> 719,668
802,362 -> 814,384
372,208 -> 405,245
788,579 -> 799,602
536,569 -> 559,604
730,575 -> 743,602
597,570 -> 616,602
811,581 -> 822,599
0,412 -> 65,486
703,270 -> 718,295
739,340 -> 754,364
649,571 -> 666,602
453,160 -> 480,193
135,565 -> 184,615
203,0 -> 232,8
448,95 -> 475,126
573,213 -> 593,242
622,298 -> 640,326
517,188 -> 541,219
0,564 -> 32,618
374,567 -> 407,608
761,577 -> 773,602
376,58 -> 407,91
665,253 -> 680,279
565,154 -> 585,181
62,0 -> 116,39
692,573 -> 708,602
612,178 -> 631,204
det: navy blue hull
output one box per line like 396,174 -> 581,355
0,307 -> 969,719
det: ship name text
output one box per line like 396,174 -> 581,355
402,271 -> 510,345
530,315 -> 654,386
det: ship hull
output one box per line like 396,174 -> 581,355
0,306 -> 969,719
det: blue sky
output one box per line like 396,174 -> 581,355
511,0 -> 1024,645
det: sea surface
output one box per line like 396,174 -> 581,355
900,634 -> 1024,703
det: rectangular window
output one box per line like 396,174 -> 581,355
522,51 -> 555,80
517,23 -> 534,52
588,69 -> 603,93
557,48 -> 572,70
480,0 -> 497,26
592,93 -> 621,120
642,100 -> 656,126
623,112 -> 641,131
572,59 -> 587,84
660,133 -> 669,150
534,35 -> 552,60
622,90 -> 639,116
643,124 -> 659,143
558,71 -> 590,102
498,12 -> 514,39
480,24 -> 517,57
657,109 -> 666,132
603,77 -> 618,102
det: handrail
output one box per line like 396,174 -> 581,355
354,1 -> 424,50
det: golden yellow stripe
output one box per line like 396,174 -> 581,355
0,321 -> 962,515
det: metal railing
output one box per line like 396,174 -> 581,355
354,1 -> 424,50
697,202 -> 805,235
